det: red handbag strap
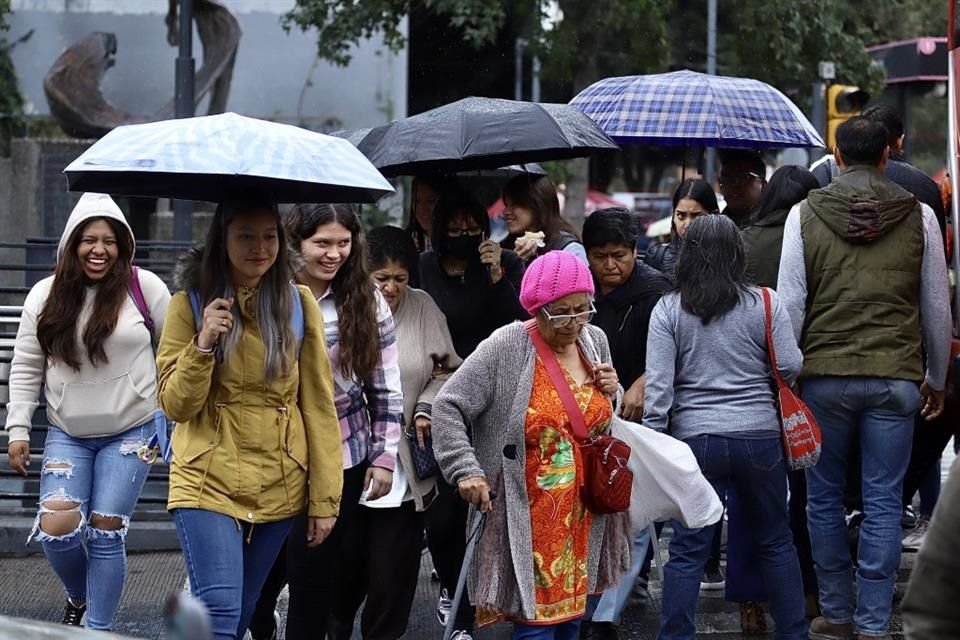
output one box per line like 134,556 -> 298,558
523,319 -> 591,442
760,288 -> 787,387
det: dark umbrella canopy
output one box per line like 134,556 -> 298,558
353,97 -> 618,177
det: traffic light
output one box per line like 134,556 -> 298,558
826,84 -> 870,150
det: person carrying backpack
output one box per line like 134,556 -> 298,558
157,200 -> 343,640
4,193 -> 171,631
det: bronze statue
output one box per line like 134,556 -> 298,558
43,0 -> 241,139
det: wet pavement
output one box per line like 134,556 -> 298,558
0,543 -> 915,639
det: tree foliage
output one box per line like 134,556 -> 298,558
0,0 -> 24,156
283,0 -> 505,66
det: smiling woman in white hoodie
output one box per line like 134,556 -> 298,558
4,193 -> 171,631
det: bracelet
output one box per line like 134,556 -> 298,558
193,336 -> 215,354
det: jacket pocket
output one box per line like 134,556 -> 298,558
173,403 -> 224,465
52,373 -> 147,436
281,407 -> 309,471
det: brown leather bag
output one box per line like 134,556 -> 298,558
524,320 -> 632,514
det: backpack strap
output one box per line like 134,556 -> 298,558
128,266 -> 156,341
289,283 -> 305,357
188,285 -> 304,356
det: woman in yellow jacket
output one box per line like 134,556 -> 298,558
156,201 -> 343,640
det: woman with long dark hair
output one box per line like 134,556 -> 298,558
743,166 -> 820,289
4,194 -> 170,631
157,200 -> 342,640
644,178 -> 719,278
252,204 -> 404,640
500,174 -> 586,263
643,215 -> 808,640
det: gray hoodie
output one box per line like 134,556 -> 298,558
4,193 -> 171,441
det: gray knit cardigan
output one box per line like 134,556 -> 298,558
432,321 -> 632,621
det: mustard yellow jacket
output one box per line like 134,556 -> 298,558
156,284 -> 343,522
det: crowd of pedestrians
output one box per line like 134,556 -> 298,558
3,108 -> 956,640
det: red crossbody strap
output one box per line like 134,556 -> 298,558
760,288 -> 787,386
523,319 -> 591,442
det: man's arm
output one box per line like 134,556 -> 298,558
918,204 -> 951,391
775,204 -> 808,343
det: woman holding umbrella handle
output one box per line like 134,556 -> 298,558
157,201 -> 343,640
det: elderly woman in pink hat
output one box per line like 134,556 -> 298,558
432,250 -> 632,640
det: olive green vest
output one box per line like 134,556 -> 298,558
800,170 -> 924,381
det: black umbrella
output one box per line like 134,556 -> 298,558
350,97 -> 618,178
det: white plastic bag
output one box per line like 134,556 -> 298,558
610,415 -> 723,532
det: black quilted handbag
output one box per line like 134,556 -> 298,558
405,416 -> 439,480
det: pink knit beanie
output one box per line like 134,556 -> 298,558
519,250 -> 595,316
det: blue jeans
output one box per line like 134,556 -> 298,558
803,377 -> 919,637
513,618 -> 582,639
174,508 -> 293,640
586,528 -> 650,624
31,423 -> 152,630
658,435 -> 807,640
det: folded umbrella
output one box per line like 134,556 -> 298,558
570,69 -> 824,149
353,97 -> 619,177
65,112 -> 395,203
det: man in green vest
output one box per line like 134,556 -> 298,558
778,116 -> 951,640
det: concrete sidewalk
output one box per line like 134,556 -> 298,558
0,547 -> 914,639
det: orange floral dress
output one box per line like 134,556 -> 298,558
523,353 -> 612,624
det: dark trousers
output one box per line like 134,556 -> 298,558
725,472 -> 818,603
328,501 -> 425,640
426,478 -> 475,631
902,406 -> 957,507
252,463 -> 368,640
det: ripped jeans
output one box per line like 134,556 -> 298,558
31,423 -> 152,630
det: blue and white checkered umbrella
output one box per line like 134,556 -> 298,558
64,112 -> 395,203
570,70 -> 824,149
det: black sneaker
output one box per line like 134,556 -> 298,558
901,506 -> 918,529
700,565 -> 725,591
62,599 -> 86,626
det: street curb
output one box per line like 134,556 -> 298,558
0,517 -> 180,557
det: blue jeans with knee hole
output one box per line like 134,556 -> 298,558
33,423 -> 153,630
658,435 -> 807,640
173,508 -> 293,640
803,377 -> 919,637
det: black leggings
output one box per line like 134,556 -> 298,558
426,478 -> 475,631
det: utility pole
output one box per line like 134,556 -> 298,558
173,0 -> 195,242
704,0 -> 717,184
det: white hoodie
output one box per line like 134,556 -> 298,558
4,193 -> 171,442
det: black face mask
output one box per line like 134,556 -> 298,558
445,235 -> 482,258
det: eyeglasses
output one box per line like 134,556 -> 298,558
719,171 -> 763,188
446,227 -> 483,238
540,304 -> 597,328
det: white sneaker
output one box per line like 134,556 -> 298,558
450,631 -> 473,640
436,588 -> 453,626
902,516 -> 931,551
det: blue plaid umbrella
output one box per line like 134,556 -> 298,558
570,70 -> 824,149
64,112 -> 395,203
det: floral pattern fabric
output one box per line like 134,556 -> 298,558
523,354 -> 612,624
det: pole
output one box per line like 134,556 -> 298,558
948,59 -> 960,334
704,0 -> 717,184
810,81 -> 826,164
173,0 -> 195,242
514,38 -> 526,101
531,55 -> 542,103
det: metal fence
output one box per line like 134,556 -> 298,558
0,239 -> 189,522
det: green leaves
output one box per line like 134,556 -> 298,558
284,0 -> 504,66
